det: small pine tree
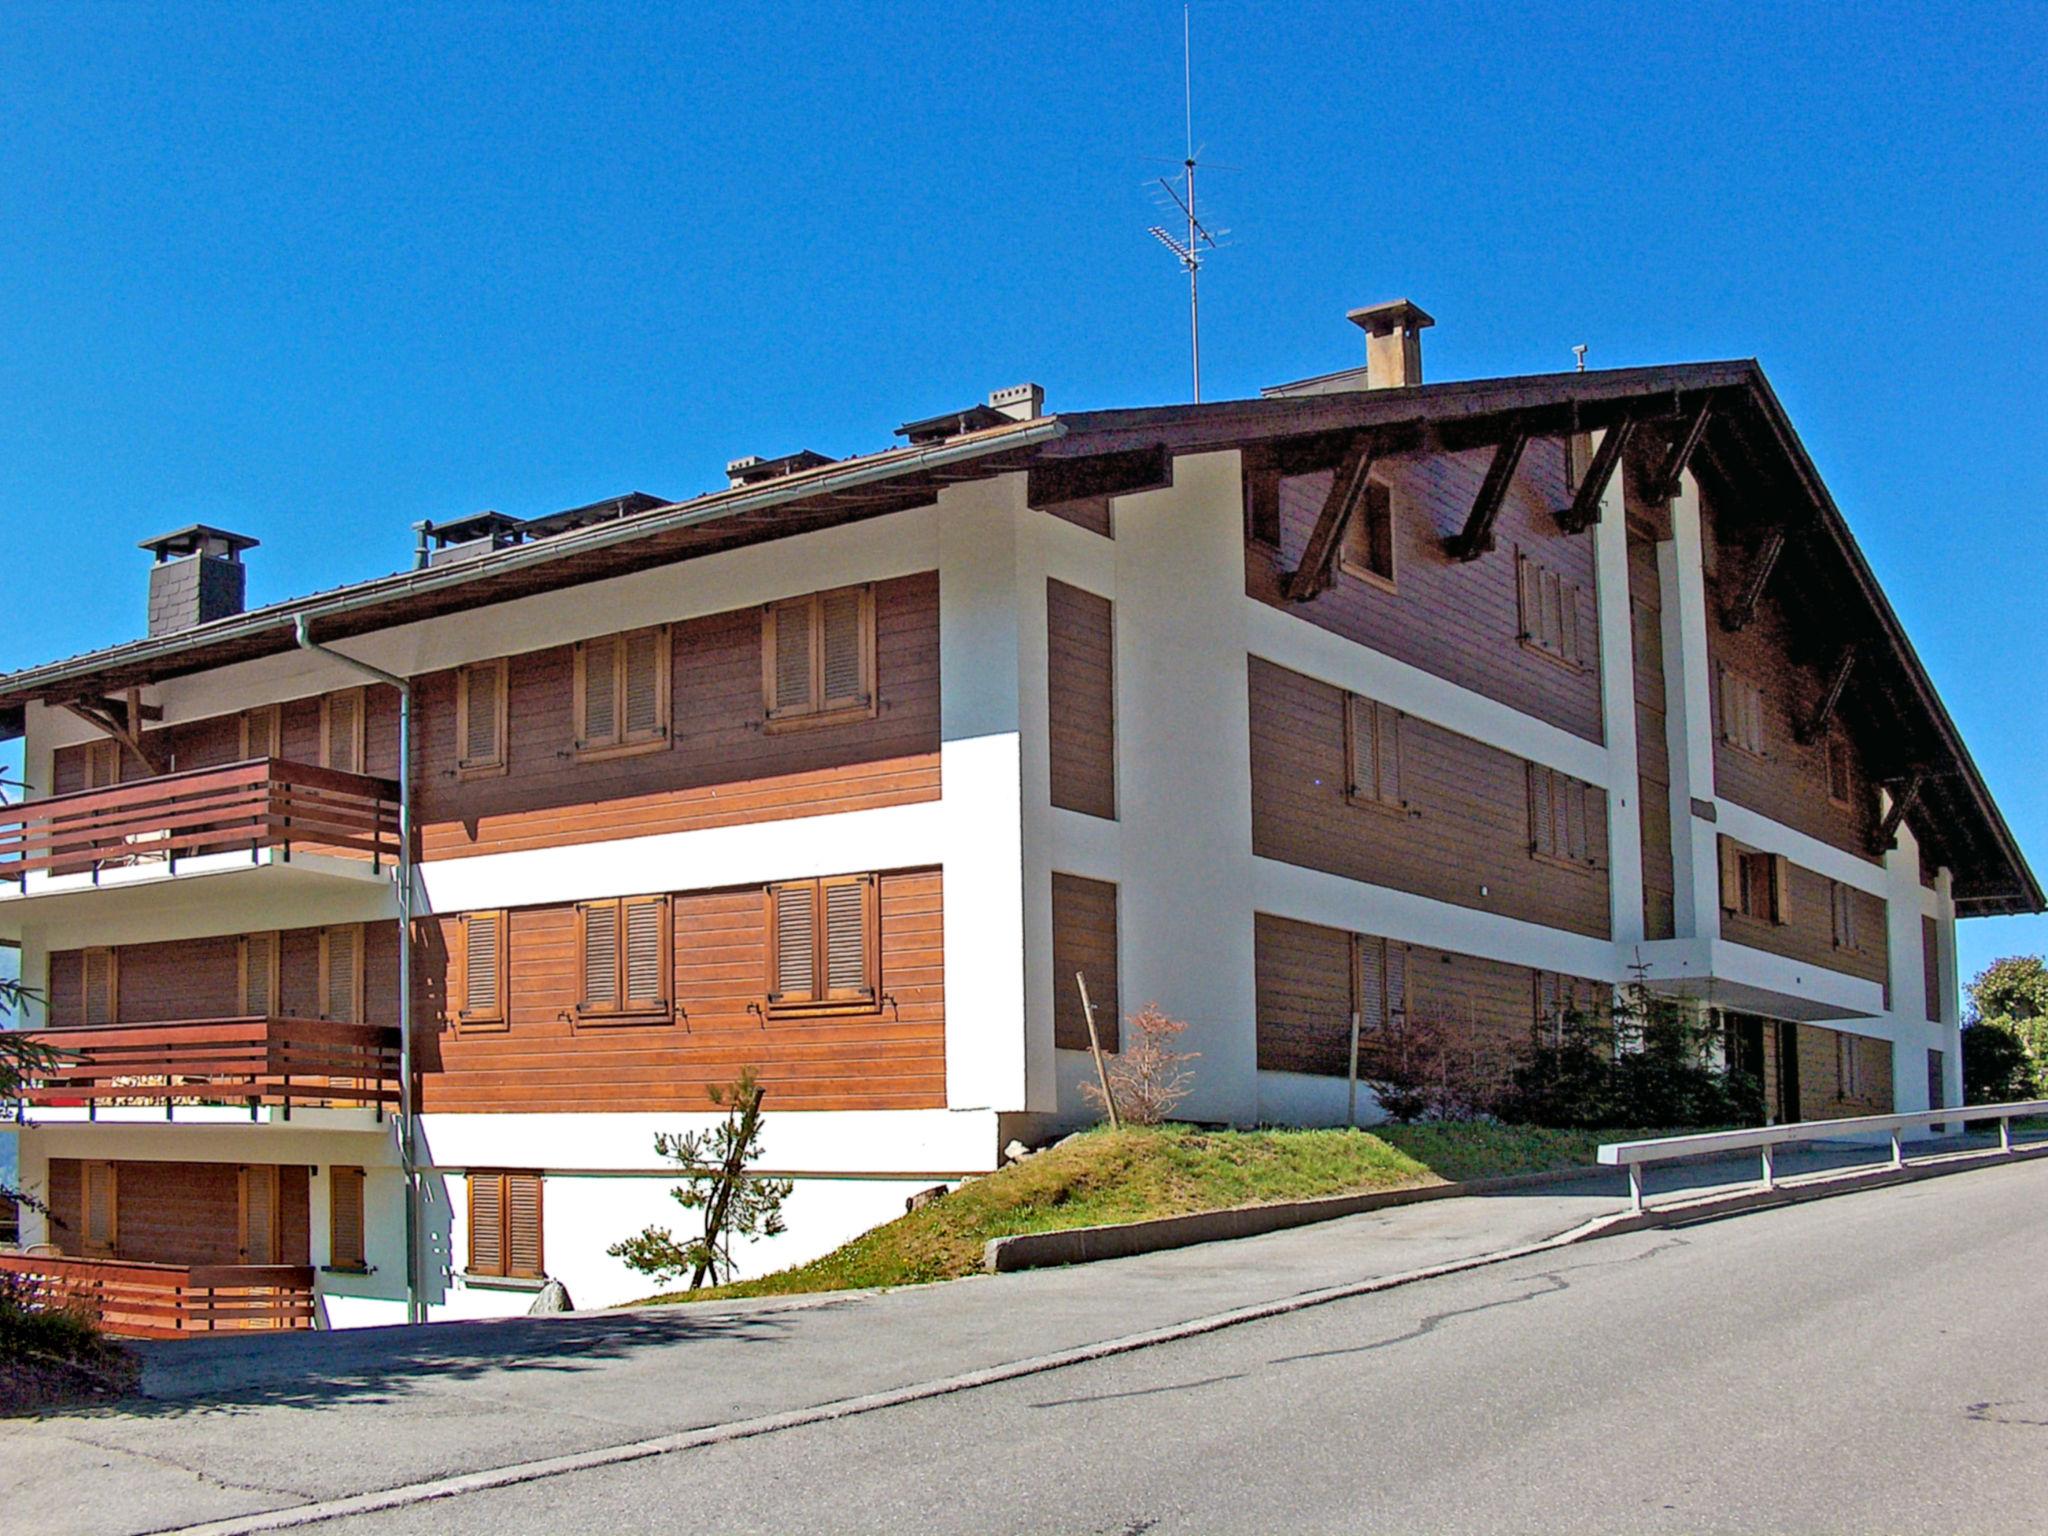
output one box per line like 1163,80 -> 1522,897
609,1068 -> 793,1290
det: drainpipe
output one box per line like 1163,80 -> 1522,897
294,617 -> 423,1326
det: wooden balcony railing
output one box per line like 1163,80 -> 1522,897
19,1016 -> 401,1113
0,1253 -> 316,1338
0,757 -> 401,885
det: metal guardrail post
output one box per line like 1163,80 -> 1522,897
1890,1130 -> 1903,1170
1760,1142 -> 1775,1191
1628,1163 -> 1644,1215
2002,1116 -> 2014,1154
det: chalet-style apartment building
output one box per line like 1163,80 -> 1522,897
0,302 -> 2036,1333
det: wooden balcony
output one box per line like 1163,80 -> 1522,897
0,1253 -> 316,1338
18,1016 -> 401,1114
0,757 -> 401,886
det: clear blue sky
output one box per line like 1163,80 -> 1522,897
1,1 -> 2042,989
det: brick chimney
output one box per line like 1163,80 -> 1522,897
139,525 -> 258,636
1347,299 -> 1434,388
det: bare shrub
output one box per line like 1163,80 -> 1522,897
1359,1009 -> 1515,1122
1082,1004 -> 1200,1125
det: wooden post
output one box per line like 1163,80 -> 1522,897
1346,1011 -> 1363,1126
1075,972 -> 1120,1130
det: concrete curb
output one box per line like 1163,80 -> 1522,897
982,1163 -> 1612,1273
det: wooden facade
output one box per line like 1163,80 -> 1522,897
1248,657 -> 1611,938
1715,834 -> 1889,989
46,1159 -> 311,1267
1627,521 -> 1677,939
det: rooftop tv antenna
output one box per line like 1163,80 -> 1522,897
1148,3 -> 1222,402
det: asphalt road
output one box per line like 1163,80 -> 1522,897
321,1160 -> 2048,1535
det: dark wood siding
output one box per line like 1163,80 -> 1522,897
1760,1024 -> 1893,1121
1249,657 -> 1611,938
1051,873 -> 1119,1052
1628,526 -> 1676,939
1046,580 -> 1117,820
44,1159 -> 310,1266
415,868 -> 944,1114
1246,437 -> 1605,743
1716,836 -> 1888,988
48,925 -> 401,1028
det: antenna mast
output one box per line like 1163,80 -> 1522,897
1147,3 -> 1219,402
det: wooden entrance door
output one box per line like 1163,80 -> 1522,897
239,1166 -> 279,1264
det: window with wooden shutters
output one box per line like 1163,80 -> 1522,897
1516,550 -> 1584,667
763,586 -> 876,726
1824,736 -> 1853,809
574,896 -> 670,1023
239,1164 -> 279,1264
1343,694 -> 1405,811
456,658 -> 509,776
239,932 -> 279,1017
81,1161 -> 117,1255
467,1170 -> 543,1279
321,688 -> 366,773
1718,666 -> 1766,756
457,911 -> 509,1029
1352,934 -> 1406,1033
574,626 -> 669,758
1720,842 -> 1790,926
81,948 -> 118,1026
766,875 -> 877,1015
1527,763 -> 1595,867
319,925 -> 364,1023
240,705 -> 281,761
329,1166 -> 367,1271
1534,972 -> 1599,1046
1337,479 -> 1396,589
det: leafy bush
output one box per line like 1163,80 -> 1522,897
1966,956 -> 2048,1097
1963,1020 -> 2035,1104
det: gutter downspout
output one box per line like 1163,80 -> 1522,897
294,616 -> 422,1326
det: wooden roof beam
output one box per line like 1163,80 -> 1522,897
1282,434 -> 1378,601
1557,417 -> 1635,534
1446,427 -> 1528,562
1646,394 -> 1716,503
61,689 -> 163,775
1797,647 -> 1858,743
1869,769 -> 1950,857
1721,526 -> 1788,632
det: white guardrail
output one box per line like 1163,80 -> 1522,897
1598,1099 -> 2048,1214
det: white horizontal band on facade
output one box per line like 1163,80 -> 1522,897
1712,798 -> 1890,896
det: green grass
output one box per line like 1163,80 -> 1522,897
634,1121 -> 1643,1308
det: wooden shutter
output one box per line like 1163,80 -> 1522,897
1528,764 -> 1555,857
821,876 -> 875,1002
1718,839 -> 1742,913
1346,694 -> 1378,803
1375,705 -> 1402,806
322,689 -> 364,773
506,1174 -> 544,1279
240,705 -> 281,760
580,901 -> 620,1011
1563,778 -> 1588,862
621,628 -> 667,741
1355,935 -> 1385,1030
819,588 -> 870,710
770,881 -> 817,1004
622,896 -> 669,1010
767,599 -> 815,718
468,1172 -> 504,1276
1517,552 -> 1543,643
240,932 -> 278,1017
1771,854 -> 1793,926
461,911 -> 507,1025
320,925 -> 362,1022
82,948 -> 118,1026
1559,580 -> 1582,665
82,1162 -> 116,1254
577,635 -> 619,747
240,1165 -> 279,1264
458,660 -> 507,772
330,1166 -> 366,1270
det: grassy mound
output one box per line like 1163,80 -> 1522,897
638,1121 -> 1629,1307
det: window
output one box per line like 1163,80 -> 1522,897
321,688 -> 366,773
1516,550 -> 1584,667
766,875 -> 878,1015
1352,934 -> 1407,1042
1344,694 -> 1405,810
455,910 -> 509,1030
81,1161 -> 117,1255
763,586 -> 875,726
1719,666 -> 1766,756
467,1171 -> 543,1279
1534,972 -> 1600,1046
240,705 -> 281,760
1528,764 -> 1596,867
1337,479 -> 1396,588
456,659 -> 510,776
81,947 -> 118,1026
1835,1033 -> 1859,1099
239,932 -> 279,1017
319,924 -> 364,1022
575,895 -> 671,1022
1829,881 -> 1858,952
239,1165 -> 280,1265
329,1166 -> 367,1271
1720,842 -> 1790,925
574,626 -> 670,758
1824,736 -> 1853,809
